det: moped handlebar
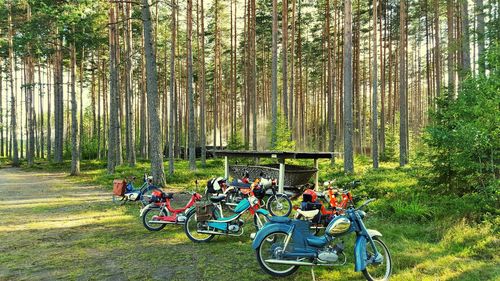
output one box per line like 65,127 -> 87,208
357,198 -> 376,210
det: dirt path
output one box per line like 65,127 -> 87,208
0,168 -> 207,281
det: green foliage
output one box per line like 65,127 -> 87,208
271,111 -> 295,150
381,125 -> 398,162
226,132 -> 245,150
424,47 -> 500,195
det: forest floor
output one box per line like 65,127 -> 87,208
0,159 -> 498,281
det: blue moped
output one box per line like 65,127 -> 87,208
252,198 -> 392,281
183,181 -> 271,242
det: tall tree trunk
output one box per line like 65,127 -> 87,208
282,0 -> 289,125
142,0 -> 166,186
434,0 -> 442,97
70,37 -> 80,175
447,0 -> 455,98
399,0 -> 408,166
79,50 -> 84,160
199,0 -> 206,166
107,6 -> 118,173
476,0 -> 485,74
459,0 -> 471,78
169,0 -> 177,175
125,2 -> 136,166
372,0 -> 379,168
8,3 -> 19,166
327,0 -> 335,165
289,0 -> 296,132
187,0 -> 196,170
0,58 -> 3,157
271,0 -> 278,147
250,0 -> 257,150
343,0 -> 354,173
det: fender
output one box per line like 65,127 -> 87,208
367,229 -> 382,238
139,204 -> 152,217
251,223 -> 293,250
354,229 -> 382,272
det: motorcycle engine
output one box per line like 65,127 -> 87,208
317,249 -> 339,263
228,219 -> 244,232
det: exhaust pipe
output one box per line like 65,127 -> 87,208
264,259 -> 315,266
197,230 -> 243,237
148,220 -> 177,224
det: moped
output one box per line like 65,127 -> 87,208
112,174 -> 160,206
140,190 -> 203,231
183,179 -> 271,243
252,198 -> 392,281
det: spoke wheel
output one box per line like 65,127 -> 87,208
266,195 -> 292,217
142,207 -> 168,231
256,231 -> 299,277
184,210 -> 215,243
362,237 -> 392,281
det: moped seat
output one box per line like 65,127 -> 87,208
209,195 -> 226,203
230,180 -> 252,188
296,209 -> 320,220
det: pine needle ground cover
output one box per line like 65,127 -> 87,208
0,159 -> 498,281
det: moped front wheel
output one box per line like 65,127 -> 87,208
266,195 -> 292,217
184,210 -> 215,243
256,231 -> 299,277
362,237 -> 392,281
142,207 -> 168,231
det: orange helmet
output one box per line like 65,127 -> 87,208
302,189 -> 317,203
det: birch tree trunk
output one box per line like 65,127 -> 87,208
142,0 -> 166,186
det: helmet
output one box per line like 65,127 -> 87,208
207,177 -> 226,193
302,189 -> 317,203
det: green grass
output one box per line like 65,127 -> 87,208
0,157 -> 498,280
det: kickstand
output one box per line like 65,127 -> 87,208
310,267 -> 316,281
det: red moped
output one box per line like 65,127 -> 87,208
140,190 -> 202,231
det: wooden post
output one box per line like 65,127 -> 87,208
278,158 -> 285,193
314,158 -> 319,190
224,156 -> 229,179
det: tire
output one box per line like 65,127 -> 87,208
266,195 -> 292,217
253,212 -> 270,231
184,210 -> 215,243
140,186 -> 161,206
255,231 -> 300,277
142,207 -> 168,231
362,237 -> 392,281
112,194 -> 126,206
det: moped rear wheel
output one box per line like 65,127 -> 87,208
256,231 -> 299,277
142,207 -> 168,231
362,237 -> 392,281
184,210 -> 215,243
266,195 -> 292,217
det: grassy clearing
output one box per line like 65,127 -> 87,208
0,158 -> 498,280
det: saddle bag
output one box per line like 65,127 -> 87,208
195,201 -> 213,222
113,180 -> 127,196
150,190 -> 167,203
